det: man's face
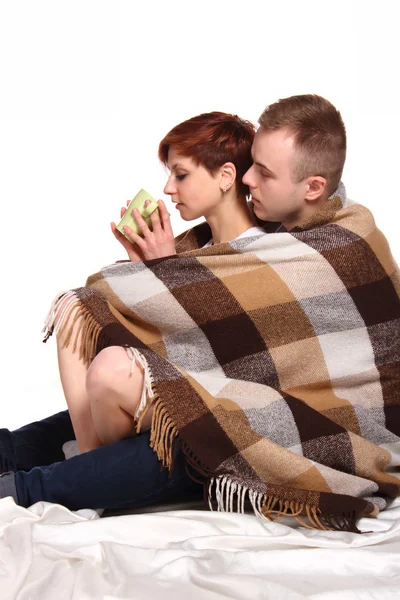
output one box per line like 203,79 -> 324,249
242,128 -> 308,229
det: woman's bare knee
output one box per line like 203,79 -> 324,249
86,346 -> 132,398
87,347 -> 147,444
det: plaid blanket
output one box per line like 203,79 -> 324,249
44,186 -> 400,532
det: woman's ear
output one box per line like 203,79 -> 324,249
304,176 -> 327,202
220,162 -> 236,193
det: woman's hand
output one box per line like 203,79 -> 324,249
111,202 -> 145,262
122,199 -> 176,260
111,199 -> 176,262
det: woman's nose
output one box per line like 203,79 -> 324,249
163,175 -> 177,195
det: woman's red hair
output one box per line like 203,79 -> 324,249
158,112 -> 256,198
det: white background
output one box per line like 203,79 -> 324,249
0,0 -> 399,429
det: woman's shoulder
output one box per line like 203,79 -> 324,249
175,221 -> 211,253
236,226 -> 266,240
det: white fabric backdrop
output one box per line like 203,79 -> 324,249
0,0 -> 399,428
1,496 -> 400,599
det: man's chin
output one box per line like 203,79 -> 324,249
253,204 -> 268,221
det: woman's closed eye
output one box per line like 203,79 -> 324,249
176,174 -> 187,181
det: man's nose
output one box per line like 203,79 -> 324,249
242,165 -> 255,188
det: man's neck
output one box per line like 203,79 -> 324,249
282,196 -> 328,231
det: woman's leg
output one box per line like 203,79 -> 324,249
86,346 -> 151,446
0,431 -> 204,512
56,307 -> 102,452
57,301 -> 151,451
0,410 -> 74,472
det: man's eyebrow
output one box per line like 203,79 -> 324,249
251,150 -> 273,174
255,160 -> 274,174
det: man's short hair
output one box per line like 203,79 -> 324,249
258,94 -> 346,196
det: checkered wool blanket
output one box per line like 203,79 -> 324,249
44,187 -> 400,532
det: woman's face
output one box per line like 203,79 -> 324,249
163,146 -> 223,221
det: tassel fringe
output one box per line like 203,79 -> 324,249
126,347 -> 156,423
206,476 -> 361,533
149,397 -> 179,470
150,400 -> 361,532
42,291 -> 105,366
42,290 -> 77,340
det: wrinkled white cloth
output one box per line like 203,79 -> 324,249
1,496 -> 400,600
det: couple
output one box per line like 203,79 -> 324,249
1,94 -> 399,532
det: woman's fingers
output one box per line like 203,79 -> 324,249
112,222 -> 145,262
146,200 -> 162,233
114,197 -> 175,261
111,222 -> 131,249
122,224 -> 144,247
157,199 -> 173,235
118,200 -> 131,219
131,208 -> 151,237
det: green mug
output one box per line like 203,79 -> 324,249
116,188 -> 159,240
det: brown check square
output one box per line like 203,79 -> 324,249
172,277 -> 243,325
249,301 -> 316,348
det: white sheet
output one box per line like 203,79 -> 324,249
1,497 -> 400,599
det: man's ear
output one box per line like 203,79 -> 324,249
305,176 -> 327,202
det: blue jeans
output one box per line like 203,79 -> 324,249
0,411 -> 203,511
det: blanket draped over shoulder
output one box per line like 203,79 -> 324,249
44,185 -> 400,532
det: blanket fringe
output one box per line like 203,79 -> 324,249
42,290 -> 108,366
208,477 -> 265,516
207,476 -> 361,533
125,347 -> 156,423
149,399 -> 212,478
149,397 -> 179,470
42,290 -> 77,341
149,402 -> 360,532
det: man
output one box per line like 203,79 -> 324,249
1,95 -> 399,530
243,94 -> 346,229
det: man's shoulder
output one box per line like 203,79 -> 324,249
307,199 -> 399,281
333,199 -> 377,239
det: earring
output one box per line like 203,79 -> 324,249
222,184 -> 231,193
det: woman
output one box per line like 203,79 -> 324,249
56,111 -> 260,454
0,110 -> 258,511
